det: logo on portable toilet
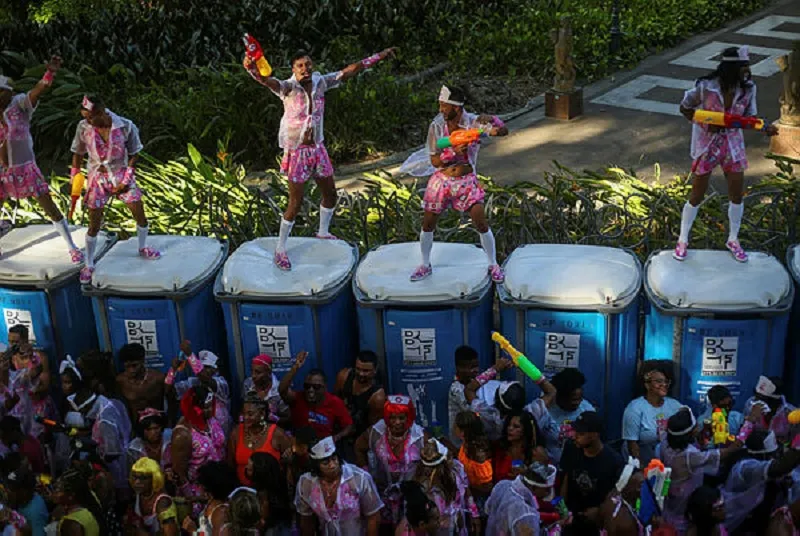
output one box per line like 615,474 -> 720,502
125,320 -> 161,368
701,336 -> 738,377
3,308 -> 36,344
544,332 -> 580,371
402,328 -> 437,365
256,325 -> 291,366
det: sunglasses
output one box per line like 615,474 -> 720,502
304,383 -> 324,391
647,378 -> 671,386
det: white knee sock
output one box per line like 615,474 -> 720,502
420,231 -> 433,266
678,202 -> 699,244
85,235 -> 97,268
480,229 -> 498,266
277,218 -> 294,253
137,225 -> 149,250
728,202 -> 744,243
53,218 -> 78,250
318,206 -> 334,237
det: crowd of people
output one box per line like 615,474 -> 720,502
1,323 -> 799,536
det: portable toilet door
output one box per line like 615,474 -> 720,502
497,244 -> 642,441
215,237 -> 358,403
353,242 -> 494,436
0,224 -> 115,372
83,235 -> 228,373
643,249 -> 792,414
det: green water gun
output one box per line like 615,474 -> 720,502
491,332 -> 544,383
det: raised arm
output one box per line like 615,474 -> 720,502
278,351 -> 308,405
335,47 -> 397,83
28,56 -> 61,108
243,56 -> 284,95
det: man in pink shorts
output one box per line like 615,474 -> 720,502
675,46 -> 777,263
409,85 -> 508,283
244,47 -> 396,271
71,95 -> 161,284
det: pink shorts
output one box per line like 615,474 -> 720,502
84,170 -> 143,209
692,135 -> 748,176
280,144 -> 334,184
0,161 -> 50,200
422,171 -> 485,214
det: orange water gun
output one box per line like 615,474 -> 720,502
243,33 -> 272,77
693,110 -> 767,131
68,170 -> 85,221
436,128 -> 487,149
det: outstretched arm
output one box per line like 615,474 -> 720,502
28,56 -> 61,107
336,47 -> 397,83
243,56 -> 284,95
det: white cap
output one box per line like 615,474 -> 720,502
755,376 -> 781,399
421,438 -> 449,467
310,437 -> 337,460
199,350 -> 219,369
438,85 -> 464,106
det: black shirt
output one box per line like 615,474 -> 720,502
559,440 -> 625,513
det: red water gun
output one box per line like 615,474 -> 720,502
693,110 -> 766,131
243,33 -> 272,77
436,128 -> 487,149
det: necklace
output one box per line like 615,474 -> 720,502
320,477 -> 340,508
245,423 -> 266,449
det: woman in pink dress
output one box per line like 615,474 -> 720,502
0,56 -> 83,262
167,385 -> 225,513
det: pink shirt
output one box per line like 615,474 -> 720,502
680,79 -> 757,162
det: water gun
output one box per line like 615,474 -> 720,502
35,415 -> 78,436
711,408 -> 735,446
243,33 -> 272,78
789,409 -> 800,425
436,128 -> 487,149
693,110 -> 767,131
491,332 -> 543,383
68,172 -> 85,221
643,460 -> 671,511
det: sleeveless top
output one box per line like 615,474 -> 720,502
198,502 -> 227,536
342,370 -> 380,438
133,493 -> 178,534
59,508 -> 100,536
235,423 -> 281,484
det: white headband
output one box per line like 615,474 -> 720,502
421,438 -> 449,467
748,431 -> 779,454
497,381 -> 519,410
228,486 -> 257,499
722,46 -> 749,62
438,85 -> 464,106
522,463 -> 557,488
59,355 -> 82,381
0,76 -> 11,91
667,406 -> 697,436
615,456 -> 640,492
67,392 -> 96,412
756,376 -> 781,399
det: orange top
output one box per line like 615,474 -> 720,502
235,423 -> 280,484
458,445 -> 493,486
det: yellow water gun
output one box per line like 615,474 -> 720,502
711,408 -> 734,445
693,110 -> 766,131
491,332 -> 544,383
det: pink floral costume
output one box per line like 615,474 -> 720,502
71,110 -> 144,208
426,459 -> 478,536
247,68 -> 341,184
0,93 -> 50,199
166,353 -> 232,435
681,79 -> 756,176
422,112 -> 504,214
164,418 -> 225,508
366,420 -> 425,524
295,462 -> 385,536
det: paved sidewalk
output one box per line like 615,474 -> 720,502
341,0 -> 799,190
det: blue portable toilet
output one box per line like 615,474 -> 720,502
783,245 -> 800,401
498,244 -> 642,440
215,237 -> 358,402
643,250 -> 792,414
354,242 -> 494,434
0,224 -> 114,373
84,235 -> 228,372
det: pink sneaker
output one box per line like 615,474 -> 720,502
726,240 -> 748,263
315,233 -> 338,240
489,264 -> 505,283
69,248 -> 85,264
79,266 -> 94,284
410,264 -> 432,282
274,250 -> 292,271
673,241 -> 688,261
139,247 -> 161,260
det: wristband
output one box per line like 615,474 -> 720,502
361,53 -> 382,68
736,420 -> 754,443
475,367 -> 497,387
439,147 -> 457,165
70,167 -> 80,178
41,70 -> 55,86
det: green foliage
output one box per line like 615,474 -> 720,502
17,145 -> 800,264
